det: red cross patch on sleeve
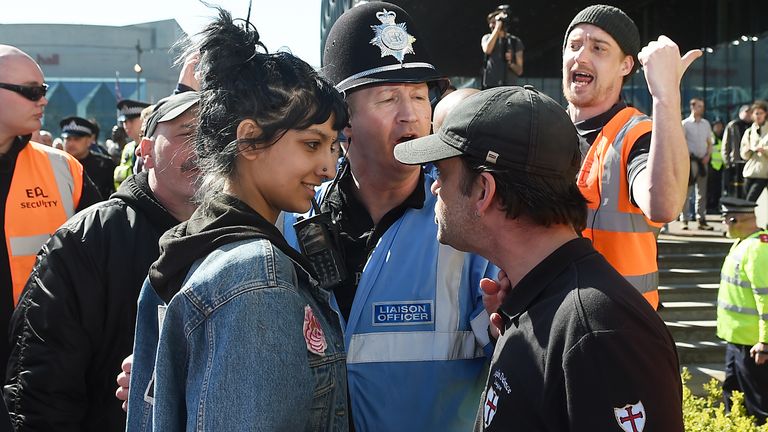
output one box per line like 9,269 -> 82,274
614,401 -> 646,432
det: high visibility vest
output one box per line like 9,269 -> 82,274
5,141 -> 83,304
577,107 -> 662,309
716,230 -> 768,345
113,140 -> 136,190
711,137 -> 723,170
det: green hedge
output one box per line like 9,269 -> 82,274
682,368 -> 767,431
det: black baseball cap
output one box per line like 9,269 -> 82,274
143,92 -> 199,138
322,1 -> 448,94
394,85 -> 579,178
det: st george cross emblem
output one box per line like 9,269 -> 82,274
369,9 -> 416,63
614,401 -> 646,432
483,386 -> 499,427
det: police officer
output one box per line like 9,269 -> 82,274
284,3 -> 497,431
717,196 -> 768,424
114,99 -> 151,188
61,116 -> 117,199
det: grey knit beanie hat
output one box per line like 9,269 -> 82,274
563,5 -> 641,73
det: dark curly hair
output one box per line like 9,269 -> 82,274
191,8 -> 349,204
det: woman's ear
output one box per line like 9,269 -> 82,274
236,119 -> 262,160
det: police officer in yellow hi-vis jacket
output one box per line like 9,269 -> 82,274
717,196 -> 768,424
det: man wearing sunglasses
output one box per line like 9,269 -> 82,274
0,44 -> 101,369
717,196 -> 768,424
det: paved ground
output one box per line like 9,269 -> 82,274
658,214 -> 733,243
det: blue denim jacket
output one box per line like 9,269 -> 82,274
126,238 -> 348,431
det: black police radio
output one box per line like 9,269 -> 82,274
293,184 -> 348,290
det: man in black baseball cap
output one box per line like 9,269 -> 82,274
60,116 -> 116,199
395,85 -> 685,431
561,4 -> 701,309
294,2 -> 497,431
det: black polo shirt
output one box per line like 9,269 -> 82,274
575,100 -> 651,206
477,238 -> 683,431
320,167 -> 425,321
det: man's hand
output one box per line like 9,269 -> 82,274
178,51 -> 201,91
115,354 -> 133,412
750,342 -> 768,365
638,36 -> 701,101
481,270 -> 512,338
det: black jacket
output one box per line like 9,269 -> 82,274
3,172 -> 180,432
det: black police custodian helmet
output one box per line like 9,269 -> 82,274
323,1 -> 448,94
59,116 -> 97,137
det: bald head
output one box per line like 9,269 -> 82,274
0,45 -> 40,80
433,88 -> 480,131
0,45 -> 47,148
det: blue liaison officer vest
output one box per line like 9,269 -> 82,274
284,169 -> 497,432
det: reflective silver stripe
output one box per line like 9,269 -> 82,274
437,243 -> 491,347
346,331 -> 482,364
624,273 -> 658,294
46,150 -> 76,217
335,62 -> 437,90
721,274 -> 768,294
596,114 -> 650,207
590,114 -> 654,235
718,300 -> 768,320
435,243 -> 464,333
9,234 -> 50,256
721,274 -> 754,289
586,208 -> 653,233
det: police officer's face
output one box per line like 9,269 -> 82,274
562,24 -> 633,110
430,157 -> 476,251
123,116 -> 143,143
344,83 -> 432,178
722,213 -> 753,239
0,54 -> 47,137
63,135 -> 91,160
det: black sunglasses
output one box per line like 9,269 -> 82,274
0,82 -> 48,101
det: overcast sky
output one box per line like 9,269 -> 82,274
1,0 -> 322,67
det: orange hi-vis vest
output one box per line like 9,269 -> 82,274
5,141 -> 83,304
577,107 -> 663,310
